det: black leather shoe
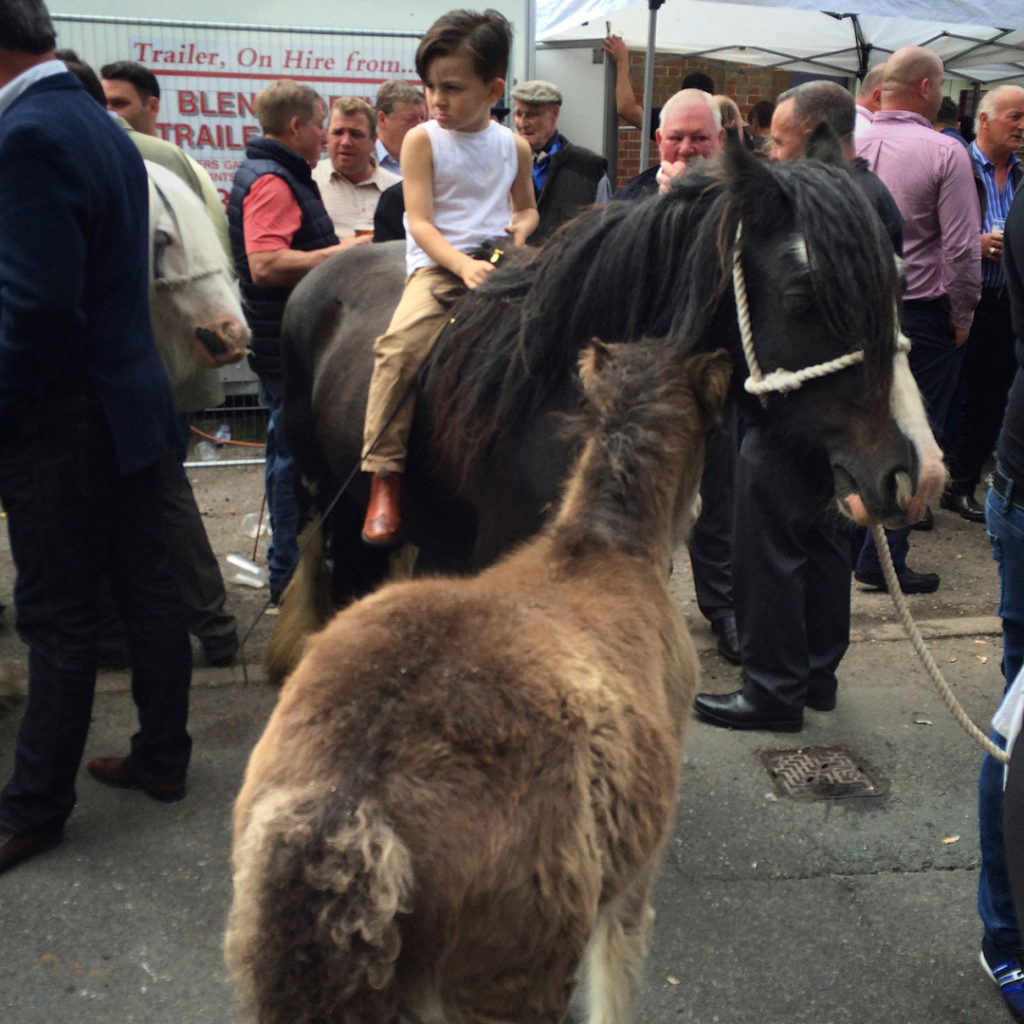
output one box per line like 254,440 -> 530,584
806,687 -> 837,712
87,755 -> 186,803
854,567 -> 940,595
711,614 -> 740,664
940,491 -> 986,523
693,689 -> 803,732
911,506 -> 934,531
0,824 -> 63,874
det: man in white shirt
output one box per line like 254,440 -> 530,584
855,62 -> 885,136
313,96 -> 400,241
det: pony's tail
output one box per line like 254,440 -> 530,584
226,786 -> 414,1024
264,525 -> 333,685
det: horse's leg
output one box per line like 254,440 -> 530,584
327,497 -> 392,606
582,872 -> 656,1024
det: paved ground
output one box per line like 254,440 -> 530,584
0,462 -> 1015,1024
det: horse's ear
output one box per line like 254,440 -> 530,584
687,349 -> 732,424
804,121 -> 846,167
721,131 -> 776,201
579,337 -> 613,394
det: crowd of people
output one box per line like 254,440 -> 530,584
2,0 -> 1024,1018
603,40 -> 1024,1021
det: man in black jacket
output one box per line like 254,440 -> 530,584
511,80 -> 610,244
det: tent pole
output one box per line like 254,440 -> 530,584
640,0 -> 665,170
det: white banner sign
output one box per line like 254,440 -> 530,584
55,17 -> 421,202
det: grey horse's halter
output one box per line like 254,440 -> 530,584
731,221 -> 908,408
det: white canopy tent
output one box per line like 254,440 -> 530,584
538,0 -> 1024,167
538,0 -> 1024,84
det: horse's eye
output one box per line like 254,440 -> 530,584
782,285 -> 815,317
153,228 -> 171,279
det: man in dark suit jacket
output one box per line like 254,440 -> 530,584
0,0 -> 192,874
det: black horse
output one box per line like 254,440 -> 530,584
270,142 -> 941,680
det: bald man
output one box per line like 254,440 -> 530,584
694,79 -> 905,734
855,46 -> 981,595
854,62 -> 885,135
614,88 -> 724,199
613,89 -> 738,663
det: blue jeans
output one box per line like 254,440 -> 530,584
259,373 -> 300,601
978,479 -> 1024,954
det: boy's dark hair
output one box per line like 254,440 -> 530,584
0,0 -> 57,54
100,59 -> 160,101
415,9 -> 511,84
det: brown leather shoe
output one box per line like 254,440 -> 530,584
0,824 -> 63,874
86,755 -> 186,803
362,471 -> 402,547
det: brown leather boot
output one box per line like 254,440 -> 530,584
362,471 -> 402,546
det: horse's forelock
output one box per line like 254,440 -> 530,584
768,160 -> 899,411
147,162 -> 233,282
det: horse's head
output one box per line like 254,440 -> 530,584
688,143 -> 943,527
146,161 -> 250,388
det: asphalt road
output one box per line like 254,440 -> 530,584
0,463 -> 1014,1024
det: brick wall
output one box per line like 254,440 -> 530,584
614,51 -> 790,189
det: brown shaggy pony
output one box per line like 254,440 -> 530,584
226,343 -> 731,1024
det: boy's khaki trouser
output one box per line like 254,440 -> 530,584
361,265 -> 457,474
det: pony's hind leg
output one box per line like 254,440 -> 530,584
581,878 -> 656,1024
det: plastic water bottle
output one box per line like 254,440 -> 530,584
225,553 -> 265,589
196,440 -> 218,462
215,423 -> 231,448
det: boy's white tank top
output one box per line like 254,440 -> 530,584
405,118 -> 519,274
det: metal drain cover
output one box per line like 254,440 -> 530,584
756,745 -> 883,801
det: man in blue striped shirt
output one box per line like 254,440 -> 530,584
943,85 -> 1024,521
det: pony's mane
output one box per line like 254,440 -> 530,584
420,162 -> 722,479
420,150 -> 900,481
550,339 -> 717,561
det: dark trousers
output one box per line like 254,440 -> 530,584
161,416 -> 236,653
858,300 -> 963,574
733,426 -> 850,711
946,288 -> 1015,494
0,392 -> 192,835
688,403 -> 735,624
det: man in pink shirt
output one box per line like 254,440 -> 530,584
854,46 -> 981,594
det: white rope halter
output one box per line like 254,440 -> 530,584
732,220 -> 866,408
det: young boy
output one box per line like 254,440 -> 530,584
361,8 -> 538,546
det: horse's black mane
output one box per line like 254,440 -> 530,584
420,145 -> 899,481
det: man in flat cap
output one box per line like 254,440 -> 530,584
511,79 -> 610,244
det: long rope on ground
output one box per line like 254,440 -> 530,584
873,522 -> 1008,764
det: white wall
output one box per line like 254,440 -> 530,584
535,41 -> 612,159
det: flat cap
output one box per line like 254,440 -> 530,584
510,80 -> 562,105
